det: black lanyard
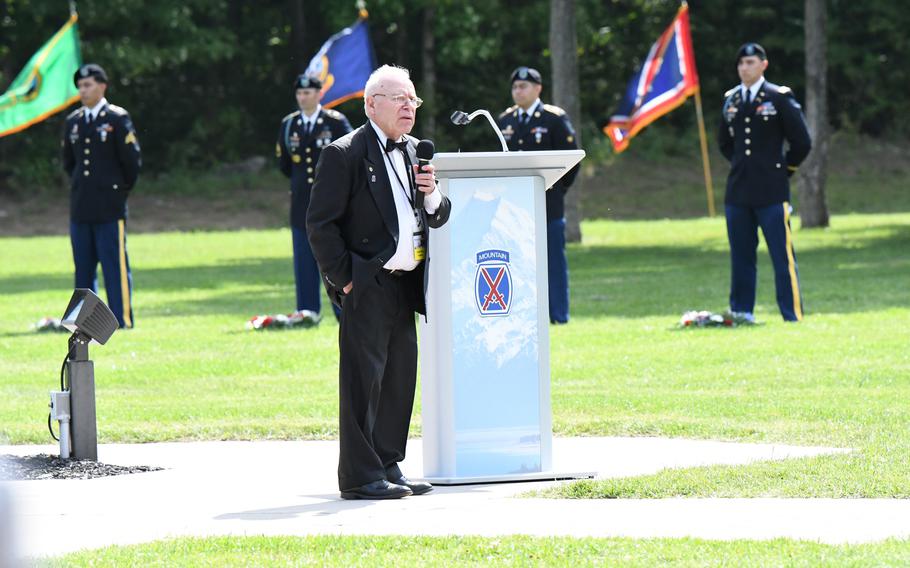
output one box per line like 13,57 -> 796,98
383,149 -> 415,206
375,132 -> 416,207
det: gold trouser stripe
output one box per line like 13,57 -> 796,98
118,220 -> 133,327
782,202 -> 803,321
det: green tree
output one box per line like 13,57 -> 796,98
0,0 -> 908,202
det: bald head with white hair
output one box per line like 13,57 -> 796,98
364,65 -> 417,141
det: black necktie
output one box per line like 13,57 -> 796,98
520,112 -> 529,126
745,89 -> 752,106
385,138 -> 408,153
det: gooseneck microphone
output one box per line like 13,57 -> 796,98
450,109 -> 510,152
415,139 -> 435,210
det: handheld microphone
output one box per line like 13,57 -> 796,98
415,139 -> 435,209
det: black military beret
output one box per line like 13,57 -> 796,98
736,43 -> 767,62
510,66 -> 542,85
73,63 -> 108,86
294,74 -> 323,90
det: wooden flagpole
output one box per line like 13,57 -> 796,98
693,89 -> 716,217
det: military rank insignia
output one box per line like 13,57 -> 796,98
531,126 -> 548,144
316,129 -> 332,148
756,102 -> 777,117
97,123 -> 113,143
475,249 -> 513,317
724,101 -> 738,123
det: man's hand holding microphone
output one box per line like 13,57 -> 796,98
413,139 -> 436,206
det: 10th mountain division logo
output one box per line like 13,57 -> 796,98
475,249 -> 513,317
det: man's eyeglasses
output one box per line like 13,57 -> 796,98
372,93 -> 423,108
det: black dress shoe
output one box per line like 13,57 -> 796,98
388,475 -> 433,495
340,479 -> 412,500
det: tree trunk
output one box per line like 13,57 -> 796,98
291,0 -> 307,72
549,0 -> 582,242
420,6 -> 436,141
395,17 -> 408,72
798,0 -> 830,228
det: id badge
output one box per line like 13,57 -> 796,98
412,231 -> 426,261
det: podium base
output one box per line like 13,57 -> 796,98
425,470 -> 595,486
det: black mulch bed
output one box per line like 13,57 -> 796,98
0,454 -> 163,480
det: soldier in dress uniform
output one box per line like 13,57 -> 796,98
276,74 -> 352,322
62,63 -> 141,328
718,43 -> 812,322
496,66 -> 579,324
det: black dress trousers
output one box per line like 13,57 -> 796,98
337,269 -> 419,490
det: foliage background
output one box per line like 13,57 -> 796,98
1,0 -> 908,195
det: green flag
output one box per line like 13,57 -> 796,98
0,14 -> 82,138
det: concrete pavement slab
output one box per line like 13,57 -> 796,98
3,436 -> 905,561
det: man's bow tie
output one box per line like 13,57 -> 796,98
385,138 -> 408,153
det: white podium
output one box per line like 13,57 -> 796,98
420,150 -> 588,484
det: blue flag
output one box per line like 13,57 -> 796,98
305,17 -> 377,108
603,4 -> 699,152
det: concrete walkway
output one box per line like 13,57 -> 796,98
3,437 -> 908,560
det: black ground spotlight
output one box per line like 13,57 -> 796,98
52,289 -> 118,459
61,288 -> 118,349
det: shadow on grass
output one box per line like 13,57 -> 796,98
0,258 -> 297,318
0,258 -> 291,295
571,222 -> 910,319
3,224 -> 908,319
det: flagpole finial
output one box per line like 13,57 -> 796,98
69,1 -> 77,16
356,0 -> 368,19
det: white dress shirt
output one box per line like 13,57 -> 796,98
369,121 -> 441,271
300,105 -> 322,132
83,97 -> 108,122
741,78 -> 764,103
518,98 -> 541,122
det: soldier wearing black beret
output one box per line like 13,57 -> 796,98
496,66 -> 579,324
62,63 -> 141,328
718,43 -> 812,322
276,74 -> 352,322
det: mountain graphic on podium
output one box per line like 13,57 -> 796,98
449,185 -> 540,369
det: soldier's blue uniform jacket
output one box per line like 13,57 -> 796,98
63,103 -> 142,223
718,81 -> 811,207
277,107 -> 353,229
497,101 -> 579,221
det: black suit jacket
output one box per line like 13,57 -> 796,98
306,123 -> 451,313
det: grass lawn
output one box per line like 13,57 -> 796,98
2,214 -> 909,500
37,535 -> 910,567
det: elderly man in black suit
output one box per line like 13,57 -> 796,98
307,65 -> 451,500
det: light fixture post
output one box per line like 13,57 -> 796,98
67,332 -> 97,460
54,289 -> 118,461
